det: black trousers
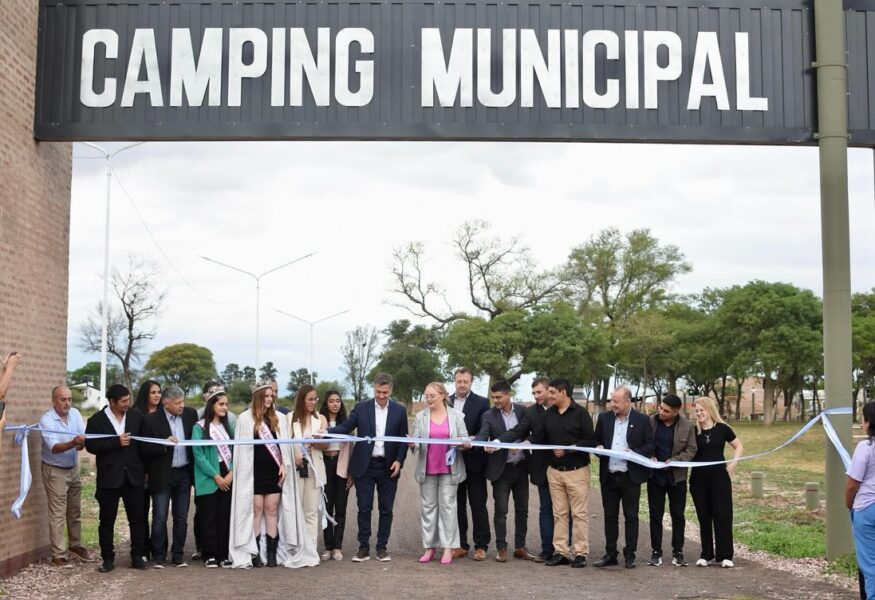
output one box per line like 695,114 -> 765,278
689,467 -> 734,561
96,479 -> 146,562
196,487 -> 232,562
142,487 -> 155,558
355,458 -> 398,551
457,469 -> 490,550
323,455 -> 350,550
647,477 -> 688,554
491,462 -> 529,550
601,471 -> 641,558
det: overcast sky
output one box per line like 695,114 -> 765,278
66,142 -> 875,394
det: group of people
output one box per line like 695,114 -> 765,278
10,350 -> 874,598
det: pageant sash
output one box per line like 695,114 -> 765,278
257,421 -> 283,469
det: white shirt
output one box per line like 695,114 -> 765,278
39,407 -> 85,468
104,405 -> 127,436
453,394 -> 468,414
609,412 -> 630,473
373,400 -> 389,457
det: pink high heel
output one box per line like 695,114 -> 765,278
419,549 -> 436,563
440,551 -> 452,565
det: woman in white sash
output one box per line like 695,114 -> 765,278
290,384 -> 329,549
228,380 -> 319,569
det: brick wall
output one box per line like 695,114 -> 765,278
0,0 -> 73,575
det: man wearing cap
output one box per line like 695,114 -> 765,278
39,385 -> 93,567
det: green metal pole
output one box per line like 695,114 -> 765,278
813,0 -> 853,561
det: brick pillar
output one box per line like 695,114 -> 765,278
0,0 -> 72,576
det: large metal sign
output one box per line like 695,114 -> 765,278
32,0 -> 875,144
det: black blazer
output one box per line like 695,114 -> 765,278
498,402 -> 549,486
140,406 -> 198,491
449,392 -> 489,473
85,408 -> 145,489
328,399 -> 409,479
475,403 -> 528,482
594,408 -> 655,485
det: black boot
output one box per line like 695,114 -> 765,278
252,535 -> 264,568
266,535 -> 279,567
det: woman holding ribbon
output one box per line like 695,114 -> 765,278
228,380 -> 318,569
690,396 -> 743,568
410,382 -> 468,565
846,401 -> 875,600
192,387 -> 235,568
290,384 -> 329,550
319,390 -> 352,561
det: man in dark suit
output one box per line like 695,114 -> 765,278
141,385 -> 198,568
328,372 -> 408,562
497,377 -> 556,562
449,367 -> 491,560
84,384 -> 148,573
593,385 -> 655,569
476,380 -> 531,563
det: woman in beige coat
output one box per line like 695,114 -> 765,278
410,382 -> 469,565
290,384 -> 330,550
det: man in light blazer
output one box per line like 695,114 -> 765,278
327,372 -> 408,562
449,367 -> 491,560
476,380 -> 531,562
593,386 -> 655,569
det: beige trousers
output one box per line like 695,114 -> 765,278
299,470 -> 322,546
41,462 -> 82,558
547,465 -> 590,557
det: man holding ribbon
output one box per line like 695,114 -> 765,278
39,385 -> 92,567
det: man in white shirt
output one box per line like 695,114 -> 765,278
39,385 -> 92,567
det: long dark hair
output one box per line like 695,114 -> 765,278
863,402 -> 875,444
319,390 -> 347,425
292,384 -> 319,431
134,380 -> 161,414
202,393 -> 232,440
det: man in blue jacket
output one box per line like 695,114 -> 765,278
328,372 -> 408,562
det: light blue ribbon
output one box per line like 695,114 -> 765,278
1,406 -> 855,518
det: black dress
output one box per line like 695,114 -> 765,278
253,422 -> 282,495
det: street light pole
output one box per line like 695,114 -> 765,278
200,253 -> 316,370
276,309 -> 350,383
79,142 -> 144,400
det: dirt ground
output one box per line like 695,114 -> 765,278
1,465 -> 858,600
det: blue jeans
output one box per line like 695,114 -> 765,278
852,503 -> 875,600
538,483 -> 554,555
355,458 -> 398,551
151,467 -> 192,562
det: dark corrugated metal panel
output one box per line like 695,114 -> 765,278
35,0 -> 822,143
846,1 -> 875,146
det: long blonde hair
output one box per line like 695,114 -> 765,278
694,396 -> 724,433
251,387 -> 279,435
425,382 -> 449,406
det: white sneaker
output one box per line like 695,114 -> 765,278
321,551 -> 332,562
695,558 -> 709,567
721,559 -> 734,568
332,550 -> 343,561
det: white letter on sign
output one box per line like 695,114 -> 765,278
80,29 -> 118,108
335,28 -> 375,107
643,31 -> 682,110
582,30 -> 619,109
687,32 -> 729,110
288,28 -> 331,107
121,29 -> 164,107
520,29 -> 561,108
477,29 -> 516,108
421,28 -> 473,107
228,28 -> 268,107
735,32 -> 768,111
170,28 -> 223,107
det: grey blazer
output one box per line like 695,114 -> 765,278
411,406 -> 468,485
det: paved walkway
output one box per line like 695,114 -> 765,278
2,465 -> 857,600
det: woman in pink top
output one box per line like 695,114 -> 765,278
410,382 -> 469,564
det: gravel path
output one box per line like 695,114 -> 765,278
1,466 -> 858,600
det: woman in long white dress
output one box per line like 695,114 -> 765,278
228,380 -> 319,568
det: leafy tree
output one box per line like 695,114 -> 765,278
242,366 -> 256,383
67,361 -> 122,388
371,320 -> 444,405
259,361 -> 279,381
717,281 -> 822,424
78,254 -> 166,391
852,289 -> 875,420
315,380 -> 348,401
227,379 -> 252,406
287,367 -> 317,394
341,326 -> 380,402
221,363 -> 243,384
145,343 -> 217,395
564,228 -> 691,402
